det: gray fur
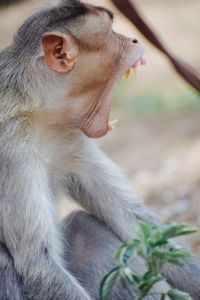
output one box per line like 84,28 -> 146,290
64,139 -> 200,299
63,210 -> 171,300
0,243 -> 26,300
0,2 -> 94,300
0,210 -> 169,300
0,0 -> 200,300
0,130 -> 91,300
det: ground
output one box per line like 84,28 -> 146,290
1,0 -> 200,256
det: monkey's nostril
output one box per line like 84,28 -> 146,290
132,39 -> 138,44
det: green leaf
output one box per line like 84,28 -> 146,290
149,230 -> 163,242
100,267 -> 120,300
115,245 -> 126,259
139,274 -> 164,294
128,239 -> 141,247
117,245 -> 130,265
115,240 -> 140,266
143,270 -> 153,281
120,276 -> 128,289
119,268 -> 142,288
132,273 -> 142,284
162,224 -> 197,240
150,238 -> 168,248
139,222 -> 152,239
100,221 -> 197,300
153,249 -> 191,264
123,267 -> 135,284
115,246 -> 129,265
122,246 -> 137,265
138,243 -> 148,259
168,289 -> 193,300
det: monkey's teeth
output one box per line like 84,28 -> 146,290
108,119 -> 118,131
125,68 -> 131,80
133,65 -> 139,79
125,56 -> 146,80
131,55 -> 146,79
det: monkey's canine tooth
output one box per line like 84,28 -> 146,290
108,119 -> 118,131
133,65 -> 139,79
125,68 -> 131,80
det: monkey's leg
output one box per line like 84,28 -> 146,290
62,210 -> 170,300
0,243 -> 26,300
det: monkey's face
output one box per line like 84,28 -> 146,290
42,3 -> 145,138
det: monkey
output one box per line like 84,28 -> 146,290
0,0 -> 200,299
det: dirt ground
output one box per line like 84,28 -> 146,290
1,0 -> 200,256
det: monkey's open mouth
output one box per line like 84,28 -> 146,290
108,55 -> 146,131
82,52 -> 146,139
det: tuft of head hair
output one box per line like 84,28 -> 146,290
13,0 -> 88,57
61,0 -> 82,5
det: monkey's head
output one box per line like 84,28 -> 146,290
14,0 -> 145,138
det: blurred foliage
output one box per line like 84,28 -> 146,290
113,78 -> 200,115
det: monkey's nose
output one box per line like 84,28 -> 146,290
132,39 -> 139,44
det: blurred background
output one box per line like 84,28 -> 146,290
1,0 -> 200,254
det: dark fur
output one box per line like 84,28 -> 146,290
0,244 -> 26,300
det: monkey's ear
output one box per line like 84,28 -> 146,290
42,32 -> 79,74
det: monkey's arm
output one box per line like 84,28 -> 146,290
65,139 -> 200,299
65,140 -> 157,241
0,139 -> 90,300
